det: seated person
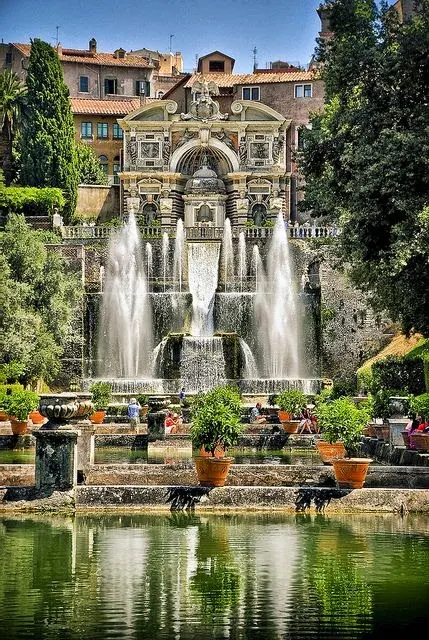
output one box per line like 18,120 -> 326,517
164,411 -> 177,435
249,402 -> 267,424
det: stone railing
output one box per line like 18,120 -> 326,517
61,224 -> 340,241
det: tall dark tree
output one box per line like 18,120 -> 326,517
0,70 -> 27,185
20,39 -> 78,222
298,0 -> 429,335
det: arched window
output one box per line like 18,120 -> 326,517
157,90 -> 164,99
99,155 -> 108,177
197,204 -> 213,223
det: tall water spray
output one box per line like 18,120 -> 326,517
255,212 -> 300,378
145,243 -> 153,289
162,232 -> 169,292
221,217 -> 234,290
238,232 -> 247,292
97,213 -> 153,377
173,218 -> 185,292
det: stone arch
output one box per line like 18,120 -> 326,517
170,137 -> 239,174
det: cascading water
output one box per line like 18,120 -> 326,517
255,211 -> 301,378
188,242 -> 221,336
145,243 -> 153,288
96,213 -> 153,378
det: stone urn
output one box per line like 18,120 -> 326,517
148,395 -> 171,412
39,393 -> 80,428
72,392 -> 94,420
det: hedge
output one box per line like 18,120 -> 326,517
0,186 -> 65,216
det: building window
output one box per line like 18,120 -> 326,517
136,80 -> 150,97
113,123 -> 123,139
104,78 -> 117,95
97,123 -> 108,139
294,84 -> 312,98
99,155 -> 108,176
242,86 -> 260,101
113,162 -> 121,184
79,76 -> 89,92
209,60 -> 225,72
5,52 -> 12,64
81,122 -> 93,138
157,91 -> 164,99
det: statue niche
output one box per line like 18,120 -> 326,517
197,204 -> 213,223
251,203 -> 267,227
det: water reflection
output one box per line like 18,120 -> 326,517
1,512 -> 429,638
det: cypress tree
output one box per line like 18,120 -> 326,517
20,39 -> 78,223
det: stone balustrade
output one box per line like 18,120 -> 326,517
61,224 -> 340,241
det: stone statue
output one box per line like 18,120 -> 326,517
239,140 -> 247,168
128,138 -> 138,166
176,128 -> 195,148
163,138 -> 171,165
252,203 -> 267,227
272,134 -> 284,164
215,129 -> 235,150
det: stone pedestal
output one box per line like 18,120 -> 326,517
34,429 -> 79,492
147,395 -> 170,442
74,421 -> 95,472
387,418 -> 409,447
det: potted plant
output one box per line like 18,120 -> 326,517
275,389 -> 307,432
3,389 -> 40,435
136,393 -> 149,418
190,385 -> 244,486
89,382 -> 112,424
314,397 -> 372,487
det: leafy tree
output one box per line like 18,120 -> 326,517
0,214 -> 82,385
75,141 -> 108,185
0,70 -> 27,185
20,39 -> 78,223
298,0 -> 429,335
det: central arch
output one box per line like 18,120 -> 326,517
170,137 -> 239,175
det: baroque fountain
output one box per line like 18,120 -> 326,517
86,163 -> 321,395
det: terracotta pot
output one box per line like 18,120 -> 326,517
139,405 -> 149,418
401,430 -> 411,448
364,424 -> 377,438
373,424 -> 390,442
409,433 -> 429,452
282,420 -> 300,434
90,410 -> 106,424
29,410 -> 45,425
9,418 -> 29,436
0,409 -> 8,422
315,440 -> 346,464
194,455 -> 233,487
278,410 -> 291,422
199,445 -> 225,458
332,457 -> 372,489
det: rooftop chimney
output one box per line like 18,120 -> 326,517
89,38 -> 97,53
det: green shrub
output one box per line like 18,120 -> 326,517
0,185 -> 65,216
3,389 -> 39,421
89,382 -> 112,411
190,385 -> 243,456
409,393 -> 429,421
371,356 -> 425,396
315,397 -> 370,456
275,390 -> 307,416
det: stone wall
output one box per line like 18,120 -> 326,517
76,184 -> 120,220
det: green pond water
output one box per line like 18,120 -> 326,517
1,512 -> 429,639
93,448 -> 321,466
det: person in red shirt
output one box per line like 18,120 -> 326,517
165,411 -> 177,435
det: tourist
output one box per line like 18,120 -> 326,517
250,402 -> 267,424
127,397 -> 141,429
165,411 -> 177,435
179,387 -> 186,406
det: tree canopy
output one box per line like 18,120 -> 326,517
20,39 -> 78,223
0,214 -> 82,385
76,142 -> 108,185
298,0 -> 429,335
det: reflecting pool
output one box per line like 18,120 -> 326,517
1,512 -> 429,638
93,448 -> 321,466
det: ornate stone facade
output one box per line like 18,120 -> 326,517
118,82 -> 291,228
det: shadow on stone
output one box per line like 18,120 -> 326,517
164,486 -> 212,511
295,486 -> 347,513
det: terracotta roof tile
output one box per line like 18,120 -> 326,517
185,71 -> 319,88
70,98 -> 142,115
12,43 -> 152,68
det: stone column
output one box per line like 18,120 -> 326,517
34,429 -> 79,492
35,393 -> 82,494
70,392 -> 95,476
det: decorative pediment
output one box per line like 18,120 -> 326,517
120,100 -> 178,127
231,100 -> 288,123
180,79 -> 228,122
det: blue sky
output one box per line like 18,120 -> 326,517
1,0 -> 328,73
